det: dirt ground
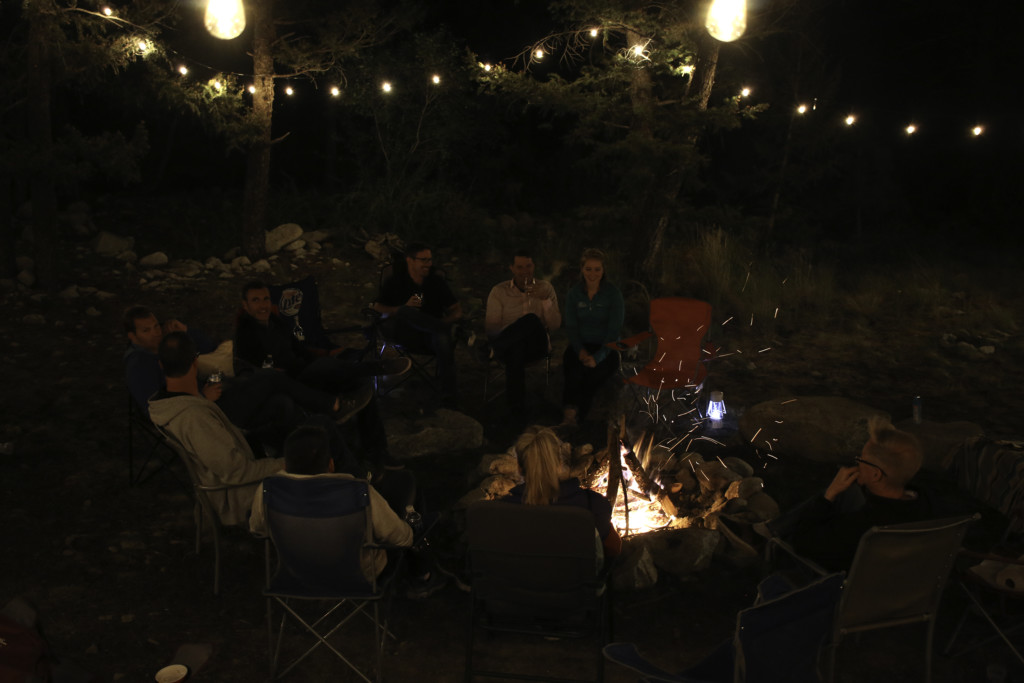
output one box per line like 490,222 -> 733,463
3,227 -> 1024,682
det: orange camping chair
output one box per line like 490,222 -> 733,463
608,297 -> 715,431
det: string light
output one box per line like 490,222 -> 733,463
211,79 -> 223,92
381,81 -> 392,93
706,0 -> 747,42
589,28 -> 599,38
972,125 -> 984,136
102,6 -> 113,16
137,40 -> 151,53
284,86 -> 294,96
844,114 -> 856,126
330,86 -> 340,97
247,84 -> 255,93
796,104 -> 807,114
905,124 -> 917,135
178,65 -> 188,76
680,65 -> 694,75
431,74 -> 441,85
631,45 -> 645,58
204,0 -> 246,40
482,63 -> 492,72
740,87 -> 751,98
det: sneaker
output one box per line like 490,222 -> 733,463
334,384 -> 373,424
452,323 -> 476,347
380,357 -> 412,379
405,571 -> 447,600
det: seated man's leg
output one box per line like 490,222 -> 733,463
490,314 -> 548,413
562,345 -> 586,416
427,329 -> 457,403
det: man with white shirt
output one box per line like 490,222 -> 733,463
482,249 -> 561,416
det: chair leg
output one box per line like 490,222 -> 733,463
950,581 -> 1024,665
925,618 -> 935,683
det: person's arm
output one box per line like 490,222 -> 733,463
369,487 -> 414,547
590,286 -> 624,364
374,276 -> 416,316
539,282 -> 561,331
484,286 -> 504,338
174,406 -> 284,486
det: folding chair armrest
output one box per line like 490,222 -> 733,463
607,331 -> 652,352
959,549 -> 1024,565
766,536 -> 830,577
196,480 -> 261,493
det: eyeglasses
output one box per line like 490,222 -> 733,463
412,256 -> 433,263
853,457 -> 887,477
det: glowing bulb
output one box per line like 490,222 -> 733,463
845,114 -> 856,126
632,45 -> 644,57
535,49 -> 544,59
381,81 -> 392,93
204,0 -> 246,40
708,391 -> 726,424
972,125 -> 984,136
905,124 -> 917,135
431,74 -> 440,84
797,104 -> 807,114
681,65 -> 694,74
706,0 -> 746,42
589,28 -> 598,38
740,87 -> 751,97
482,63 -> 492,72
178,65 -> 188,76
284,86 -> 293,96
212,80 -> 223,92
248,84 -> 255,94
137,40 -> 150,53
102,6 -> 113,16
330,86 -> 340,97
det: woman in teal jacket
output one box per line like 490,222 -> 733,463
562,248 -> 624,426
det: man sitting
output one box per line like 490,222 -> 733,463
124,305 -> 312,452
149,331 -> 286,527
234,280 -> 409,470
250,425 -> 446,597
372,242 -> 469,407
770,415 -> 933,572
482,249 -> 561,416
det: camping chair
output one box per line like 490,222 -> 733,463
603,571 -> 846,683
367,258 -> 445,397
126,393 -> 180,487
944,437 -> 1024,665
262,475 -> 403,683
465,500 -> 612,683
607,298 -> 715,435
767,514 -> 978,683
267,275 -> 372,358
154,424 -> 257,596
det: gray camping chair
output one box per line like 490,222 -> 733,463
768,514 -> 978,683
465,500 -> 612,683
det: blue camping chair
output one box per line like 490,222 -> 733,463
262,475 -> 404,683
604,571 -> 845,683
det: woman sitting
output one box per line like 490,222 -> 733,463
562,248 -> 625,426
503,427 -> 622,560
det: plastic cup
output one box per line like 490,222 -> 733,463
154,664 -> 189,683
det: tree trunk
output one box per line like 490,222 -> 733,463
27,1 -> 58,291
241,0 -> 276,260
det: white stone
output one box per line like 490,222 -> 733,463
231,255 -> 251,270
117,250 -> 138,263
204,257 -> 226,270
980,345 -> 996,355
219,271 -> 233,279
58,286 -> 79,299
85,307 -> 101,317
94,291 -> 117,301
78,286 -> 97,295
23,313 -> 46,325
283,240 -> 306,251
138,252 -> 169,267
16,270 -> 35,288
265,223 -> 304,254
251,259 -> 272,273
302,230 -> 331,244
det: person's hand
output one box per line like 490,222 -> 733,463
405,294 -> 423,308
201,382 -> 223,402
164,319 -> 188,333
824,465 -> 859,501
579,350 -> 597,368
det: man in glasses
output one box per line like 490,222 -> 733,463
374,242 -> 470,407
765,415 -> 932,571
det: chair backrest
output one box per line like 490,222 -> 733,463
263,475 -> 375,597
268,276 -> 333,350
734,572 -> 845,683
630,298 -> 712,388
467,501 -> 603,622
950,436 -> 1024,534
837,514 -> 976,634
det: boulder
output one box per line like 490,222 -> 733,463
646,527 -> 719,578
283,240 -> 306,252
91,231 -> 134,256
265,223 -> 303,254
139,252 -> 169,268
251,259 -> 272,273
16,270 -> 35,288
384,409 -> 484,459
739,396 -> 888,464
612,541 -> 658,591
301,230 -> 331,244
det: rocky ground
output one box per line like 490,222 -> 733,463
2,213 -> 1024,682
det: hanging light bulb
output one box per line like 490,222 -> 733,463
205,0 -> 246,40
706,0 -> 747,42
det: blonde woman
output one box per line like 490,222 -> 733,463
561,248 -> 624,426
503,427 -> 621,558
